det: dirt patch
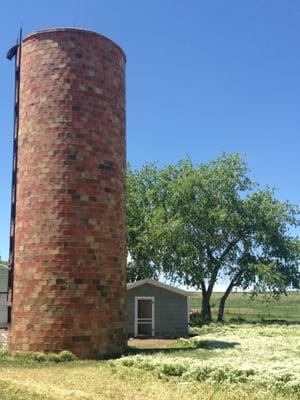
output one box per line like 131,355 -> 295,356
128,338 -> 178,347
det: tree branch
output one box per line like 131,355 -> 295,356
206,246 -> 216,263
207,265 -> 220,297
219,237 -> 241,262
223,269 -> 243,299
200,280 -> 207,296
217,269 -> 244,322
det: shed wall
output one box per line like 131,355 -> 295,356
0,267 -> 8,293
0,266 -> 8,326
0,294 -> 7,327
127,284 -> 188,337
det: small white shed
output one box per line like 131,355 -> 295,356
127,279 -> 190,338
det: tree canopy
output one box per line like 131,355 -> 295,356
126,154 -> 300,322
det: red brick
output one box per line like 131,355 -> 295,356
9,28 -> 127,359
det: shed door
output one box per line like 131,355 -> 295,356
135,297 -> 154,337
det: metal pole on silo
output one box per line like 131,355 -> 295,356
6,28 -> 22,325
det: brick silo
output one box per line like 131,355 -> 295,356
8,28 -> 127,358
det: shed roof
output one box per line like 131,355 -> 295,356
127,279 -> 189,297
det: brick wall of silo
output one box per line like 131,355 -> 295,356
8,28 -> 127,358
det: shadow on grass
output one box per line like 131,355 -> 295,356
197,340 -> 239,350
125,340 -> 239,355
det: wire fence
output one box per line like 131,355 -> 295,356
189,292 -> 300,322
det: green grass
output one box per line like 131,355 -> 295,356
189,291 -> 300,322
0,324 -> 299,400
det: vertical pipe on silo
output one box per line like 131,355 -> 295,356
6,29 -> 22,324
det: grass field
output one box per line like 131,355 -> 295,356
0,323 -> 299,400
189,291 -> 300,322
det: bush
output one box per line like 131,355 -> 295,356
189,310 -> 204,327
189,366 -> 255,384
48,351 -> 77,363
2,349 -> 77,364
13,351 -> 35,363
121,358 -> 135,367
159,363 -> 187,377
32,352 -> 47,362
190,366 -> 213,382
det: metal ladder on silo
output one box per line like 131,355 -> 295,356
6,29 -> 22,324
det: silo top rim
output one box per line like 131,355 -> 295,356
22,27 -> 126,61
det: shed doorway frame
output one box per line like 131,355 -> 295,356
134,296 -> 155,337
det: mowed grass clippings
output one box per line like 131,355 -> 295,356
0,363 -> 255,400
0,324 -> 299,400
122,323 -> 300,399
0,362 -> 291,400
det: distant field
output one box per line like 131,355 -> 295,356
189,291 -> 300,322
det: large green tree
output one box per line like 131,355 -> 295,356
126,154 -> 300,322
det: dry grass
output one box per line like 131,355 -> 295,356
0,363 -> 291,400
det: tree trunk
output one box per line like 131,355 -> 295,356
200,281 -> 212,322
201,293 -> 212,322
217,295 -> 228,322
217,271 -> 243,322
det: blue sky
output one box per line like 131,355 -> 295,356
1,1 -> 300,267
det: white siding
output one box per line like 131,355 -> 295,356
0,293 -> 7,327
